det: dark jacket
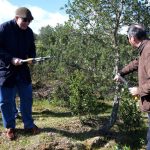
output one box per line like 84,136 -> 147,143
120,40 -> 150,97
0,19 -> 36,87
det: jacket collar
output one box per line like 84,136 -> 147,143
137,39 -> 149,55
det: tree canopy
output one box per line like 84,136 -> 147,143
32,0 -> 150,131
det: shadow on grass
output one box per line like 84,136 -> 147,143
31,107 -> 147,149
115,128 -> 147,150
0,112 -> 147,149
32,109 -> 73,118
41,127 -> 110,148
32,100 -> 112,119
0,103 -> 147,149
41,126 -> 147,150
96,101 -> 113,114
43,127 -> 100,140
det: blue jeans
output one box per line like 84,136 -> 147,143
13,87 -> 18,114
12,87 -> 21,118
0,83 -> 35,129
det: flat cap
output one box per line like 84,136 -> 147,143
15,7 -> 34,20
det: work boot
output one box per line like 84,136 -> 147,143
5,128 -> 15,140
24,125 -> 40,135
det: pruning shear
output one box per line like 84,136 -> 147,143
20,56 -> 52,63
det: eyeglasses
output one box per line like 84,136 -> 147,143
21,18 -> 31,23
127,35 -> 131,41
127,36 -> 129,40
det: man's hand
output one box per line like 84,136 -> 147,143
129,87 -> 139,96
114,74 -> 121,82
11,58 -> 23,66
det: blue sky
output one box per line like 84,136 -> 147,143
0,0 -> 70,34
8,0 -> 69,13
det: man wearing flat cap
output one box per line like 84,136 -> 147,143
0,7 -> 39,140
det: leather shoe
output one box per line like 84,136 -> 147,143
5,128 -> 15,140
24,125 -> 40,134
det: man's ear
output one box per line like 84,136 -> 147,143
15,16 -> 19,21
134,36 -> 140,43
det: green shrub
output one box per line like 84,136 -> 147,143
118,88 -> 144,132
113,144 -> 131,150
67,70 -> 99,116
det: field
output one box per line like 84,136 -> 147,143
0,100 -> 148,150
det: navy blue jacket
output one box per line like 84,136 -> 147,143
0,19 -> 36,87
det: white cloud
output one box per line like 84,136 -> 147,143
0,0 -> 17,21
30,6 -> 69,34
0,0 -> 69,34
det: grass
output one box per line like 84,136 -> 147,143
0,99 -> 148,150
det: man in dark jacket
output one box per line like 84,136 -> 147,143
0,7 -> 39,140
114,24 -> 150,150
